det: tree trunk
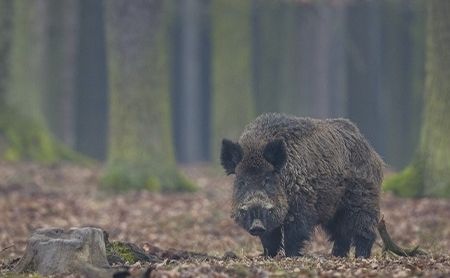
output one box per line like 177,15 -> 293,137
346,0 -> 385,155
302,1 -> 347,118
7,0 -> 48,122
75,0 -> 109,160
104,0 -> 194,191
284,3 -> 318,117
0,0 -> 79,162
379,0 -> 424,169
252,1 -> 347,118
251,0 -> 284,114
44,0 -> 79,149
277,3 -> 303,116
0,0 -> 13,154
171,0 -> 211,164
384,0 -> 450,197
320,2 -> 347,118
211,0 -> 255,159
0,0 -> 12,102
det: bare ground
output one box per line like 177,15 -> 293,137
0,162 -> 449,277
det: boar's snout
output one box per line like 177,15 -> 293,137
249,219 -> 266,236
236,203 -> 273,236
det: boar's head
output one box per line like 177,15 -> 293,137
220,138 -> 289,236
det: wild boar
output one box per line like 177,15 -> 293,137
220,113 -> 383,258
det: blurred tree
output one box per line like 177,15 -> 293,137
0,0 -> 78,162
171,0 -> 211,163
316,2 -> 347,118
278,3 -> 322,117
252,1 -> 347,118
301,1 -> 347,118
384,0 -> 450,197
45,0 -> 79,148
0,0 -> 13,156
211,0 -> 255,158
75,0 -> 108,160
380,0 -> 424,169
346,0 -> 385,155
0,0 -> 13,106
251,0 -> 284,113
103,0 -> 194,191
276,3 -> 306,116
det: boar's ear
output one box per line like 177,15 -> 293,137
220,139 -> 243,175
263,139 -> 287,172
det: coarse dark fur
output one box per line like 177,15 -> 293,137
221,113 -> 383,258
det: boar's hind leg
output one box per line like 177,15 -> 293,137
344,181 -> 379,258
260,226 -> 283,257
325,212 -> 352,257
283,220 -> 312,257
352,207 -> 378,257
332,235 -> 352,257
354,233 -> 375,258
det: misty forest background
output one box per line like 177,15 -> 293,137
0,0 -> 449,196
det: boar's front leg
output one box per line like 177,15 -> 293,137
260,226 -> 283,257
283,218 -> 312,257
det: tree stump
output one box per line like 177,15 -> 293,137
14,227 -> 112,276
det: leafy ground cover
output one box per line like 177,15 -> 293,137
0,162 -> 449,277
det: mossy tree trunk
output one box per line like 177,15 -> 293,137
0,0 -> 77,162
104,0 -> 194,191
384,0 -> 450,197
211,0 -> 255,158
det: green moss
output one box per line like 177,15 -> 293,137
0,107 -> 57,162
106,241 -> 139,264
145,175 -> 162,191
0,106 -> 92,165
383,162 -> 424,197
101,163 -> 196,192
173,172 -> 197,192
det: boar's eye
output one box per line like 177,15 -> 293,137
263,176 -> 276,193
236,180 -> 246,188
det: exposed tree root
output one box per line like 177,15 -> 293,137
377,216 -> 427,257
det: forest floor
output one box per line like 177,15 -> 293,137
0,162 -> 449,277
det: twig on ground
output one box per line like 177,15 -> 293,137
0,245 -> 14,254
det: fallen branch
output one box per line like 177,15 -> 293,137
377,216 -> 427,257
